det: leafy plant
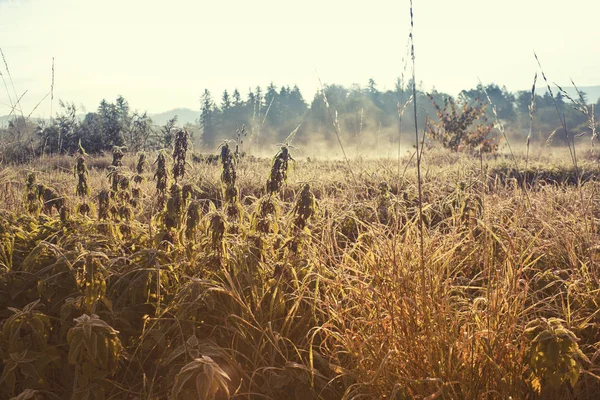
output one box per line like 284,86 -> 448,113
524,317 -> 589,393
266,145 -> 294,194
67,314 -> 122,398
154,151 -> 169,208
172,128 -> 189,182
170,356 -> 231,400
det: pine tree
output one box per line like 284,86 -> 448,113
289,85 -> 308,118
367,78 -> 377,94
232,89 -> 242,107
221,90 -> 232,112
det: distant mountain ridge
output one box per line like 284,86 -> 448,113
0,114 -> 44,127
0,114 -> 10,126
0,108 -> 199,128
149,108 -> 198,126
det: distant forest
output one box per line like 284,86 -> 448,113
1,78 -> 599,162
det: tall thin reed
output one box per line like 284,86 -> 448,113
534,52 -> 585,231
526,73 -> 537,169
409,0 -> 425,287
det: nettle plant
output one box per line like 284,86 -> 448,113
266,145 -> 295,195
131,153 -> 148,206
132,153 -> 147,206
74,152 -> 92,216
286,183 -> 316,254
154,151 -> 169,208
524,317 -> 590,394
172,128 -> 189,182
111,146 -> 125,167
427,94 -> 498,153
0,300 -> 54,397
219,142 -> 242,226
171,355 -> 231,400
67,314 -> 123,399
25,172 -> 41,216
134,153 -> 146,184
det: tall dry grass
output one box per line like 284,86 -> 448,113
1,149 -> 600,399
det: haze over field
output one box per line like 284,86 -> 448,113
0,0 -> 599,117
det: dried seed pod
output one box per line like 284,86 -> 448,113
118,204 -> 133,221
132,187 -> 141,198
220,143 -> 236,190
208,212 -> 226,251
267,146 -> 293,194
111,146 -> 125,167
59,205 -> 70,223
118,175 -> 130,192
25,172 -> 41,215
77,202 -> 91,217
164,183 -> 183,229
182,183 -> 202,201
291,183 -> 315,230
251,195 -> 278,234
154,151 -> 169,207
40,186 -> 64,214
136,153 -> 146,174
219,142 -> 242,225
134,153 -> 146,184
185,200 -> 202,241
26,171 -> 36,191
98,190 -> 110,220
224,186 -> 241,221
75,155 -> 90,197
108,167 -> 121,195
172,128 -> 189,182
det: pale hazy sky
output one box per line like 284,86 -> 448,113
0,0 -> 598,117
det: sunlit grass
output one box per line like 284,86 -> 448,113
1,149 -> 600,399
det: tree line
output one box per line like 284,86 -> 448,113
1,79 -> 598,162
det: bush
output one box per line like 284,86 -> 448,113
427,94 -> 498,153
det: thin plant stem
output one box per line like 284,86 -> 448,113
409,0 -> 426,294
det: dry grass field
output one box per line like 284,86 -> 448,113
1,145 -> 600,399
